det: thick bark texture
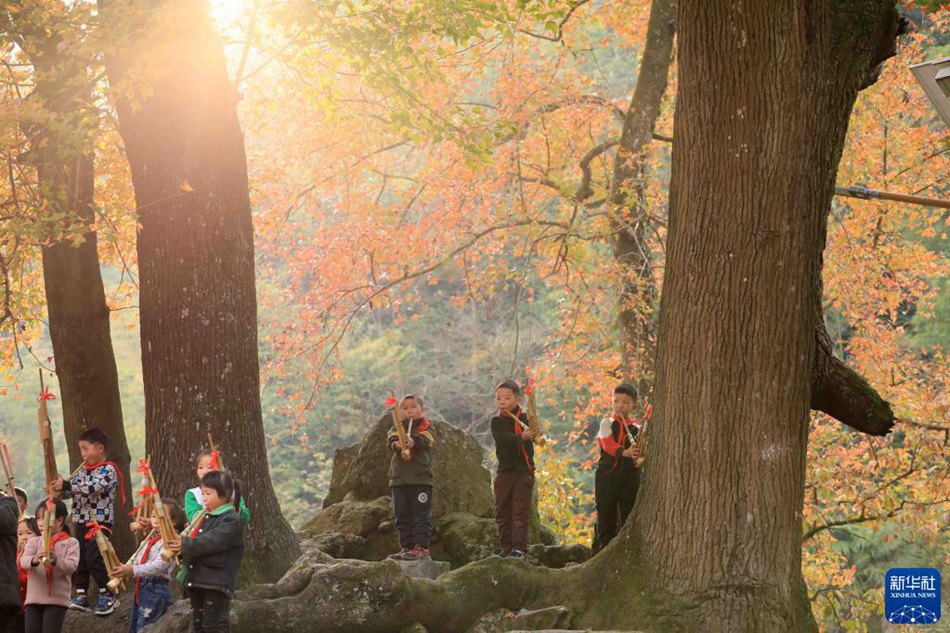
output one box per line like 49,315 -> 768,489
608,0 -> 676,389
628,1 -> 900,631
14,12 -> 133,555
98,0 -> 298,580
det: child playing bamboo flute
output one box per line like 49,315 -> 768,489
20,500 -> 78,633
490,380 -> 536,560
110,499 -> 184,633
594,382 -> 643,550
52,428 -> 124,616
386,394 -> 435,561
167,471 -> 245,633
14,515 -> 41,633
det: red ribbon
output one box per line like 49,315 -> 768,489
383,396 -> 397,409
37,387 -> 56,402
134,535 -> 162,603
138,487 -> 158,497
84,521 -> 111,541
44,531 -> 69,593
502,407 -> 534,471
131,460 -> 152,514
524,377 -> 535,395
209,450 -> 220,470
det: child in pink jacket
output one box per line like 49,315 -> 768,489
21,499 -> 79,633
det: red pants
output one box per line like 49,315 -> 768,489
493,470 -> 534,554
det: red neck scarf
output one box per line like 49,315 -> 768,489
44,531 -> 70,592
612,414 -> 636,443
501,406 -> 533,471
408,417 -> 431,433
82,461 -> 126,503
135,534 -> 162,602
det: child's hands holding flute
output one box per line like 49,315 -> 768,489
165,536 -> 182,555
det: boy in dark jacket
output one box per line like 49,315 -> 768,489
386,394 -> 435,561
490,380 -> 536,560
594,382 -> 643,549
0,494 -> 20,633
167,470 -> 245,633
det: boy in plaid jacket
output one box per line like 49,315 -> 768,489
53,428 -> 124,616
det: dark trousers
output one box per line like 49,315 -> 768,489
493,470 -> 534,554
595,465 -> 640,548
11,611 -> 24,633
128,578 -> 174,633
391,485 -> 433,548
73,522 -> 110,594
23,606 -> 66,633
189,588 -> 231,633
0,606 -> 19,633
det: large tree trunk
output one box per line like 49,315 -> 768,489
14,9 -> 134,556
608,0 -> 676,390
626,1 -> 901,630
98,0 -> 299,581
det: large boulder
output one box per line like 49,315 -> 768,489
306,415 -> 565,568
322,414 -> 495,520
432,512 -> 499,567
303,495 -> 394,538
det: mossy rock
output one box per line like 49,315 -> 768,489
432,512 -> 499,567
302,495 -> 394,538
322,414 -> 494,520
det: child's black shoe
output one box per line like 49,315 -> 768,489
94,591 -> 118,616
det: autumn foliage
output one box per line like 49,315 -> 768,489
0,1 -> 946,629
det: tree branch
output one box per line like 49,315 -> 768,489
574,139 -> 619,201
802,498 -> 948,543
811,304 -> 895,437
898,418 -> 950,433
517,0 -> 591,43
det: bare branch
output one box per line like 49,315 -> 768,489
517,0 -> 592,43
898,417 -> 950,433
802,498 -> 949,543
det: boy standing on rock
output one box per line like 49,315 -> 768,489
594,382 -> 644,550
490,380 -> 536,560
386,394 -> 436,561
